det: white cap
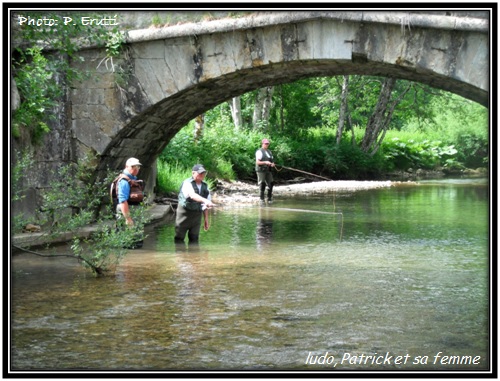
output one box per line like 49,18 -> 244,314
126,157 -> 142,167
192,164 -> 207,173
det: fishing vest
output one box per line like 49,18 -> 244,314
255,148 -> 274,172
110,174 -> 145,206
178,178 -> 209,211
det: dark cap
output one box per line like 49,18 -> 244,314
192,164 -> 207,173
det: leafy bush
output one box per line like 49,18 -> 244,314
323,140 -> 386,179
12,48 -> 59,142
159,123 -> 262,183
156,160 -> 192,194
450,129 -> 489,168
12,12 -> 126,143
382,137 -> 459,170
157,157 -> 217,194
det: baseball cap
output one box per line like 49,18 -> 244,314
262,139 -> 270,144
192,164 -> 207,173
126,157 -> 142,166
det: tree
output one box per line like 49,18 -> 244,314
228,97 -> 243,130
194,114 -> 205,142
269,81 -> 319,136
252,86 -> 274,130
360,78 -> 412,155
337,75 -> 349,145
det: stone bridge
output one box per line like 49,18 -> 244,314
67,11 -> 489,196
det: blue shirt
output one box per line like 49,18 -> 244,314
117,170 -> 137,204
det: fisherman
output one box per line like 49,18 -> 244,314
174,164 -> 215,245
113,157 -> 145,249
255,138 -> 275,205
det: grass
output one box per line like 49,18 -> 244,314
157,160 -> 216,194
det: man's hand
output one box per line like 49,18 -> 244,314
205,200 -> 216,209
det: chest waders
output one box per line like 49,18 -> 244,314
256,148 -> 274,202
175,179 -> 209,244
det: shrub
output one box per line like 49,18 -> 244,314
382,137 -> 459,170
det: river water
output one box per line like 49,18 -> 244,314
10,178 -> 490,373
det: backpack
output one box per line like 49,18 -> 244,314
110,174 -> 145,206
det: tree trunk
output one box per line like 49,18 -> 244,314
360,78 -> 412,156
337,75 -> 349,145
279,85 -> 284,131
360,78 -> 396,153
348,106 -> 356,146
228,97 -> 242,130
369,83 -> 412,156
193,114 -> 205,142
252,89 -> 265,128
252,86 -> 274,130
261,86 -> 274,122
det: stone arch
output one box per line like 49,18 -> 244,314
78,12 -> 488,193
97,59 -> 487,191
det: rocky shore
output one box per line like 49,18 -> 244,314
155,179 -> 395,207
154,167 -> 487,207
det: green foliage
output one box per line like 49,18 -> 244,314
156,73 -> 487,187
157,90 -> 486,185
401,92 -> 488,168
96,30 -> 127,73
12,11 -> 124,143
11,150 -> 37,232
12,150 -> 35,203
156,160 -> 193,194
157,123 -> 389,185
269,81 -> 320,135
12,48 -> 59,142
151,14 -> 164,27
453,131 -> 489,168
292,127 -> 387,179
70,203 -> 149,275
323,141 -> 386,179
159,121 -> 261,183
382,137 -> 459,170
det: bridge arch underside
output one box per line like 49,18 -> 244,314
99,57 -> 487,183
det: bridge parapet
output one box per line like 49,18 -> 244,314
124,11 -> 488,45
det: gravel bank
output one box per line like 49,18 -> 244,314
211,180 -> 393,205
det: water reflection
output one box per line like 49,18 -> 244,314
256,207 -> 274,249
10,179 -> 490,372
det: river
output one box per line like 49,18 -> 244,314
10,178 -> 490,374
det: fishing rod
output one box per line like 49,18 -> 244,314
275,165 -> 332,181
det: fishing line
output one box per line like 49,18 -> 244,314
331,192 -> 343,241
264,207 -> 344,241
274,165 -> 332,181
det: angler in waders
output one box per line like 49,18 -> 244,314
174,164 -> 215,246
113,157 -> 145,249
255,138 -> 275,205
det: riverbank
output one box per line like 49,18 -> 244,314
155,166 -> 487,207
208,179 -> 394,205
11,204 -> 175,249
